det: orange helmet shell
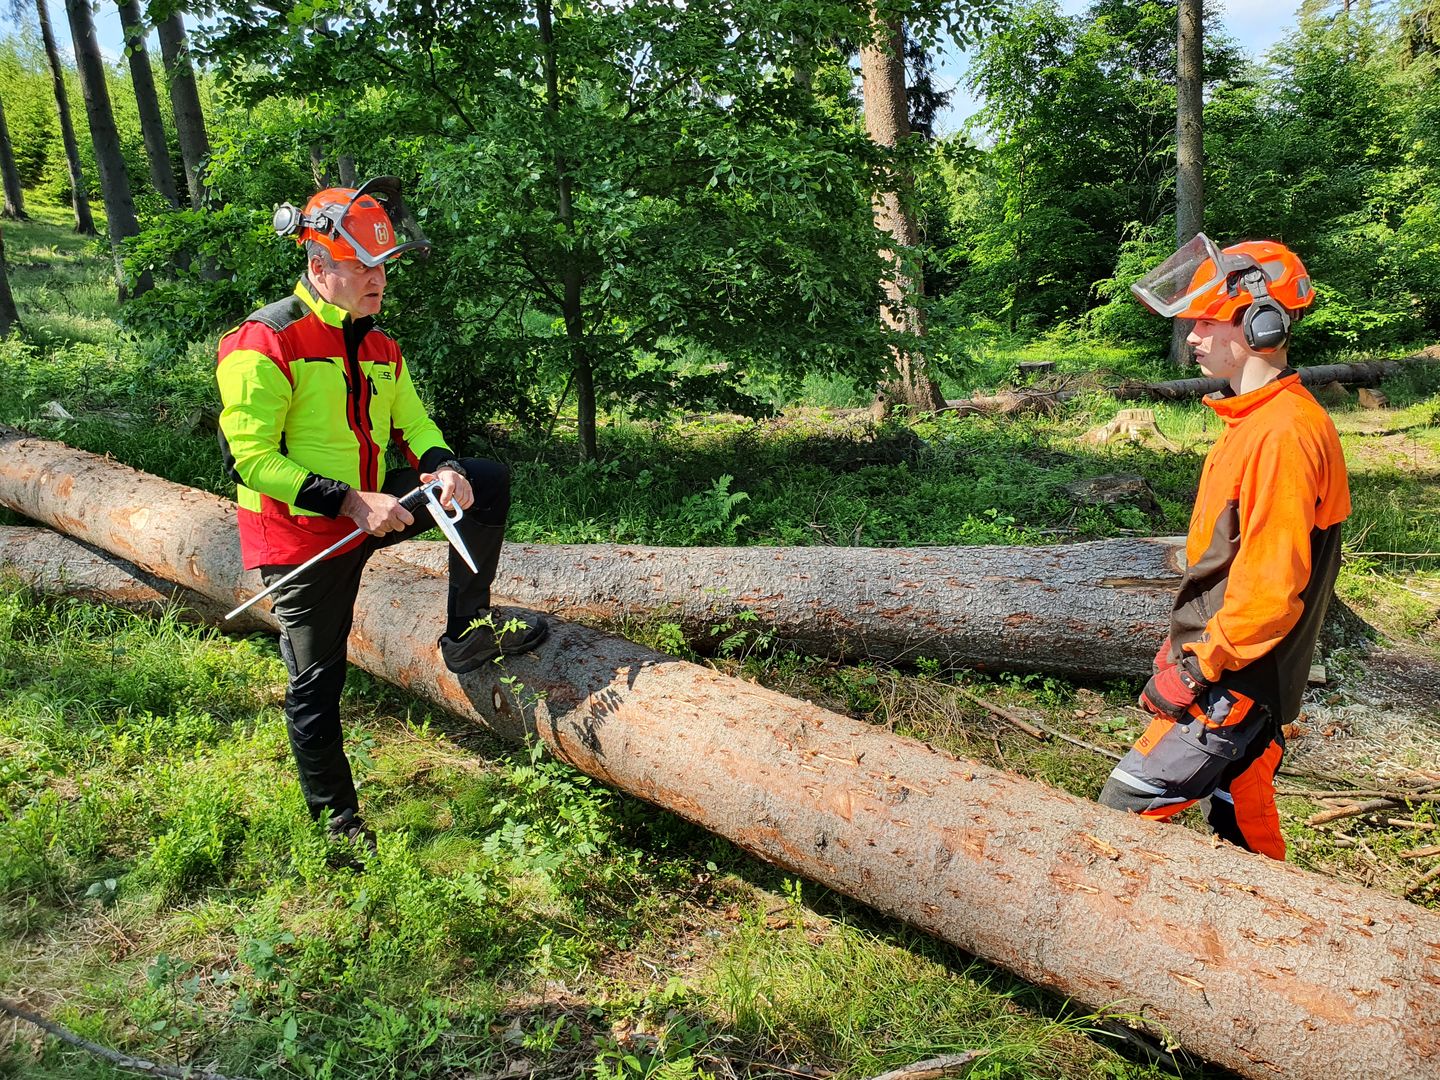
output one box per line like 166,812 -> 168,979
1176,239 -> 1315,322
295,187 -> 398,265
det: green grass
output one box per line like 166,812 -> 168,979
0,583 -> 1174,1080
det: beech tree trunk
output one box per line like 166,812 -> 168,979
860,9 -> 945,417
156,11 -> 210,208
116,0 -> 181,209
1,427 -> 1438,1080
0,228 -> 19,335
396,540 -> 1184,678
0,96 -> 27,220
65,0 -> 148,297
538,0 -> 597,461
1171,0 -> 1204,366
35,0 -> 95,234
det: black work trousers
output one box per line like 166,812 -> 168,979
260,458 -> 509,823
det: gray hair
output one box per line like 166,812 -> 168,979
306,240 -> 340,272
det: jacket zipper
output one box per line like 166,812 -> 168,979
344,324 -> 377,489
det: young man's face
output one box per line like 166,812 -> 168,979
1185,317 -> 1250,380
311,256 -> 387,318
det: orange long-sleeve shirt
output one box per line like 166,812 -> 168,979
1167,371 -> 1350,722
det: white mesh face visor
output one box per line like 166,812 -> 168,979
1130,233 -> 1227,316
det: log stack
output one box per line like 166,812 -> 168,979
3,425 -> 1439,1080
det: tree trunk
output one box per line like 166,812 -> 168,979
308,143 -> 328,188
394,539 -> 1184,678
155,11 -> 210,208
0,526 -> 266,631
0,228 -> 20,335
65,0 -> 148,298
34,0 -> 95,234
0,96 -> 28,220
1170,0 -> 1204,366
861,10 -> 944,417
116,0 -> 181,209
1,427 -> 1438,1080
538,0 -> 596,460
337,154 -> 356,187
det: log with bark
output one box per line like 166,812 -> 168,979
3,427 -> 1440,1080
394,539 -> 1185,678
945,353 -> 1438,415
0,526 -> 266,632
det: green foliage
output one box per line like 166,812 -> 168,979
121,204 -> 297,348
115,0 -> 937,439
928,0 -> 1440,354
935,0 -> 1244,335
708,911 -> 1142,1078
0,584 -> 668,1076
0,35 -> 59,189
0,26 -> 159,208
1200,5 -> 1440,351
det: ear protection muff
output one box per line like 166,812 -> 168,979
273,202 -> 344,246
1236,267 -> 1291,352
272,203 -> 303,238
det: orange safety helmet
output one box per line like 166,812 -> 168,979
272,176 -> 431,267
1132,234 -> 1314,352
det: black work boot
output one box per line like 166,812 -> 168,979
439,614 -> 549,675
326,809 -> 377,857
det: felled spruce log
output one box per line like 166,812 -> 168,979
396,538 -> 1185,678
946,355 -> 1434,415
2,427 -> 1439,1080
0,525 -> 267,632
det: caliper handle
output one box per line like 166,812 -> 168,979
397,479 -> 464,525
397,482 -> 432,514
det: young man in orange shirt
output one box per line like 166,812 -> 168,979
1099,235 -> 1350,859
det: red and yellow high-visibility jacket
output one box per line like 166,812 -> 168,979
216,278 -> 452,569
1168,371 -> 1351,723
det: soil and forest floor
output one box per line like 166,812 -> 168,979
2,204 -> 1438,1080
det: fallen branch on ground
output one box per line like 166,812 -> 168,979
1309,792 -> 1440,826
860,1052 -> 985,1080
941,353 -> 1438,415
953,687 -> 1049,741
0,998 -> 253,1080
1405,862 -> 1440,897
1280,782 -> 1440,801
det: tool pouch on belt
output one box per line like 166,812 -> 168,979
1132,686 -> 1267,793
1182,683 -> 1264,756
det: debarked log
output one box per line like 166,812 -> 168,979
394,539 -> 1185,679
2,426 -> 1439,1080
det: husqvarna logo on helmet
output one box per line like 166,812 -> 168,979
374,221 -> 391,245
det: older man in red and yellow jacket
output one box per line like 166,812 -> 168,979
1100,236 -> 1350,860
217,179 -> 547,849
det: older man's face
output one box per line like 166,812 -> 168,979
311,255 -> 387,318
